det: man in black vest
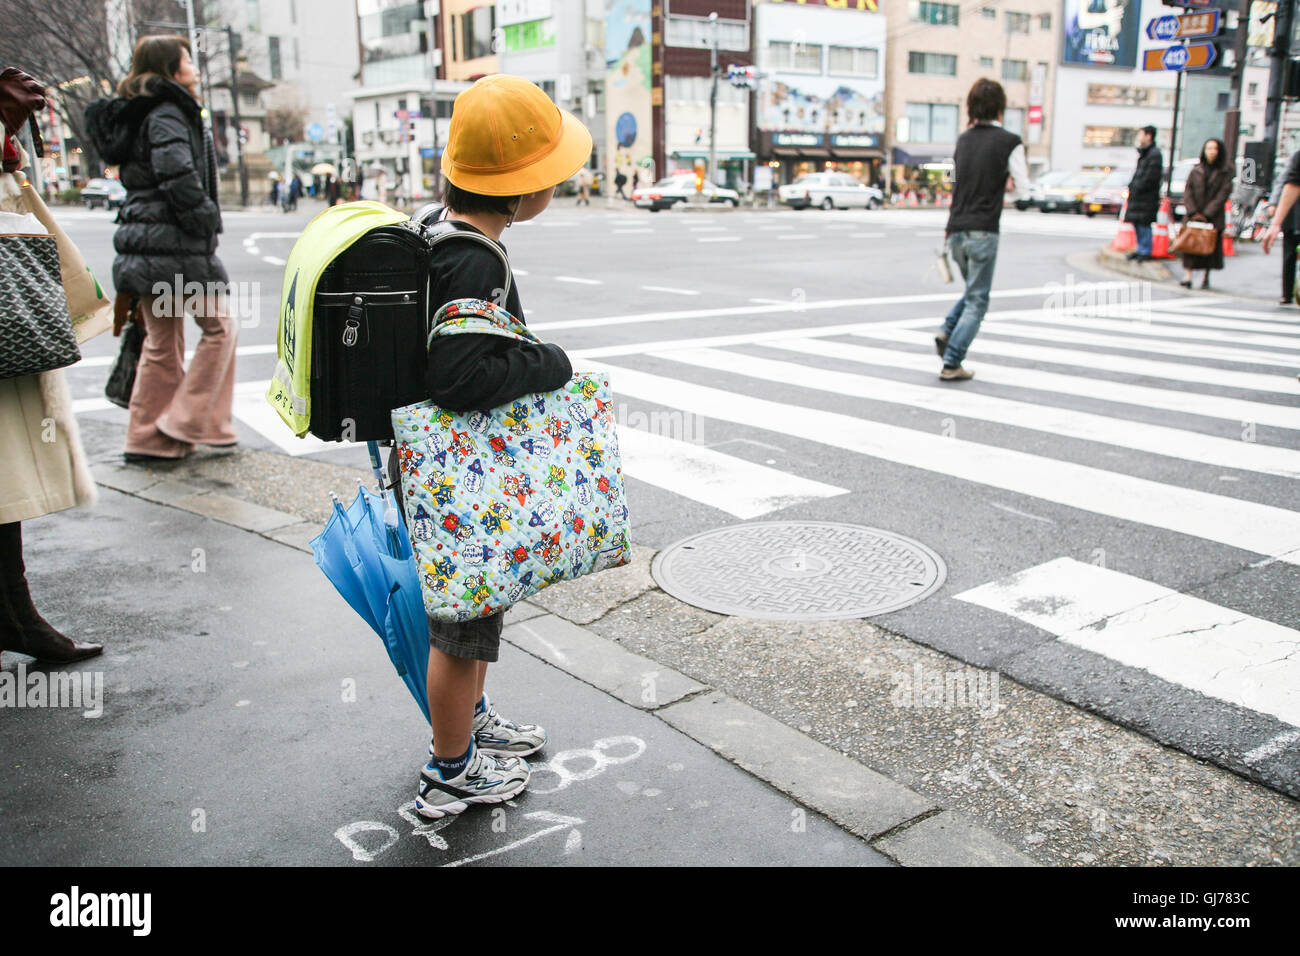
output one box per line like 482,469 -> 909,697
1124,125 -> 1162,261
935,78 -> 1028,380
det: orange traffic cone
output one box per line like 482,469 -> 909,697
908,190 -> 919,207
1110,196 -> 1136,252
1222,200 -> 1236,257
1151,196 -> 1175,259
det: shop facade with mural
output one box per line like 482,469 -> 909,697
604,0 -> 655,193
753,0 -> 887,189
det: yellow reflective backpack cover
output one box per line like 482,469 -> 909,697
266,201 -> 408,436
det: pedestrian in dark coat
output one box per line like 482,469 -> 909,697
1179,137 -> 1233,289
1268,149 -> 1300,304
1125,125 -> 1163,260
85,35 -> 237,461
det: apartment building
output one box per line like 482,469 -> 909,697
877,0 -> 1059,188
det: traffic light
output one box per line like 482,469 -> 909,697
693,159 -> 705,194
237,125 -> 249,146
727,65 -> 759,89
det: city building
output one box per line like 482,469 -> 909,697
878,0 -> 1059,191
347,0 -> 465,202
605,0 -> 754,194
496,0 -> 605,179
752,0 -> 887,188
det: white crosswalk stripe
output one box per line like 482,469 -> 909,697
982,321 -> 1300,367
956,558 -> 1300,729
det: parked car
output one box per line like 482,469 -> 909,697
1019,170 -> 1071,210
778,172 -> 883,210
1081,167 -> 1134,217
1168,158 -> 1197,221
82,177 -> 126,210
632,175 -> 740,211
1040,171 -> 1106,213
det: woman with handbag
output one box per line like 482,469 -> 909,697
1178,138 -> 1233,290
86,35 -> 237,462
0,71 -> 103,664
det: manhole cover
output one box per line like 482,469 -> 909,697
650,522 -> 946,621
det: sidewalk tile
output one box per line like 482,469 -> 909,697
504,612 -> 706,709
658,691 -> 935,839
875,810 -> 1037,867
170,492 -> 302,533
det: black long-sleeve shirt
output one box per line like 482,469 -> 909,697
425,226 -> 572,412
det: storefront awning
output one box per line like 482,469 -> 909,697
830,147 -> 883,160
891,146 -> 954,166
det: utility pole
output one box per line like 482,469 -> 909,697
225,25 -> 249,208
708,11 -> 719,191
1225,0 -> 1254,165
1166,68 -> 1184,194
428,6 -> 442,201
1261,0 -> 1296,192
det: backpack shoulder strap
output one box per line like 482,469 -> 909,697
412,203 -> 513,306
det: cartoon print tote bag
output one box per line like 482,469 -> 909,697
391,298 -> 631,623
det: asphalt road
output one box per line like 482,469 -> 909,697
55,198 -> 1300,800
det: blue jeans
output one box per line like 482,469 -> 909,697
942,231 -> 999,367
1134,223 -> 1153,256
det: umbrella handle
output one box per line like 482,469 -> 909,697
367,440 -> 386,491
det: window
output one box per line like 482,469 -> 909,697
246,0 -> 261,33
903,102 -> 959,142
1039,13 -> 1052,30
1004,108 -> 1025,135
908,51 -> 957,76
1002,59 -> 1028,81
666,75 -> 747,105
981,7 -> 996,19
1084,126 -> 1169,148
908,1 -> 960,26
828,45 -> 879,77
1005,11 -> 1031,34
293,37 -> 300,71
1087,84 -> 1177,108
979,56 -> 994,69
768,40 -> 823,72
459,6 -> 495,61
1248,82 -> 1258,95
666,15 -> 748,51
268,36 -> 281,80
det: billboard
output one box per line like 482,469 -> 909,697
605,0 -> 654,186
1062,0 -> 1140,68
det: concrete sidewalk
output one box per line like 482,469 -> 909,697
5,418 -> 1297,866
0,419 -> 1030,867
1096,230 -> 1300,305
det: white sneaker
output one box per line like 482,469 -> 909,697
430,694 -> 549,758
414,741 -> 531,819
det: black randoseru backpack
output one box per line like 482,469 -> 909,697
307,203 -> 510,442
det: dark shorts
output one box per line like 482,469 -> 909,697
386,445 -> 504,663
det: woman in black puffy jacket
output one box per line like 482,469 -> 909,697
87,35 -> 237,461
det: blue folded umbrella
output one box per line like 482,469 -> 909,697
311,442 -> 430,721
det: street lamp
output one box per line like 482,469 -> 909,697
707,12 -> 719,195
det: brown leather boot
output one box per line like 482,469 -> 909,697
0,522 -> 103,664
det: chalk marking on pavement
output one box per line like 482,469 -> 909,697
531,280 -> 1145,333
554,275 -> 602,285
593,364 -> 1300,563
641,285 -> 700,296
956,557 -> 1300,728
986,317 -> 1300,361
766,337 -> 1300,431
653,347 -> 1300,478
334,821 -> 400,862
696,235 -> 741,243
515,622 -> 569,664
854,327 -> 1297,395
443,812 -> 584,868
618,426 -> 847,518
1244,729 -> 1300,765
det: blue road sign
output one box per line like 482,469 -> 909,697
1148,15 -> 1180,41
307,122 -> 324,142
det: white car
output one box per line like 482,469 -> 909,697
778,172 -> 883,210
632,175 -> 740,210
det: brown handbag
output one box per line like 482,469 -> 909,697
1171,218 -> 1217,257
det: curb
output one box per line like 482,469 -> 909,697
88,456 -> 1036,867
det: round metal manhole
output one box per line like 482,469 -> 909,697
650,522 -> 946,621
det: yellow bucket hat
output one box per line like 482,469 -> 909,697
441,74 -> 593,197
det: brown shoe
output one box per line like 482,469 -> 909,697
939,365 -> 974,381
